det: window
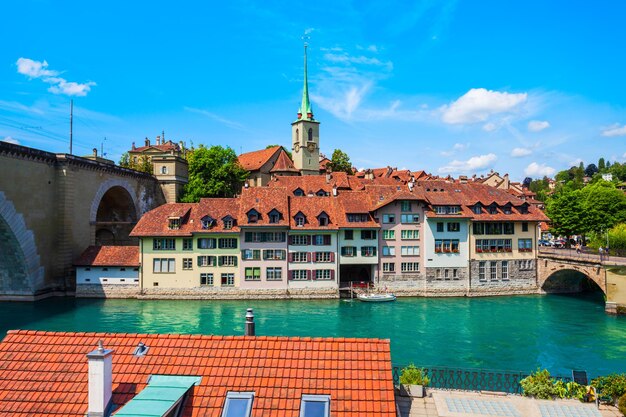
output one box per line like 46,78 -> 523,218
200,273 -> 213,286
475,239 -> 512,252
247,209 -> 260,223
153,238 -> 175,250
221,273 -> 235,286
294,188 -> 305,196
316,190 -> 328,197
318,213 -> 329,226
518,238 -> 533,252
295,213 -> 306,226
401,201 -> 412,212
436,222 -> 444,232
245,267 -> 261,281
223,218 -> 234,230
347,214 -> 368,222
300,395 -> 330,417
382,214 -> 396,224
183,258 -> 193,270
308,128 -> 313,141
312,234 -> 331,246
383,262 -> 395,273
201,216 -> 214,229
361,246 -> 377,257
519,204 -> 529,214
490,261 -> 497,281
400,246 -> 419,256
401,214 -> 420,224
153,258 -> 175,273
401,262 -> 419,272
266,267 -> 283,281
382,246 -> 395,256
290,235 -> 310,245
488,204 -> 498,214
453,269 -> 459,279
197,256 -> 216,267
242,249 -> 261,260
222,392 -> 254,417
168,218 -> 181,230
435,240 -> 459,253
502,261 -> 509,280
219,256 -> 237,267
473,222 -> 484,235
360,230 -> 377,240
291,252 -> 309,263
291,270 -> 308,281
263,249 -> 286,260
183,238 -> 193,251
244,232 -> 286,242
341,246 -> 356,257
268,209 -> 281,224
315,252 -> 333,263
315,269 -> 333,280
479,261 -> 486,281
161,166 -> 168,174
447,222 -> 460,232
383,230 -> 395,240
435,269 -> 441,280
344,230 -> 353,240
435,205 -> 461,215
219,238 -> 238,249
401,229 -> 419,240
444,269 -> 449,280
197,238 -> 216,249
522,222 -> 529,232
519,259 -> 534,270
473,204 -> 482,214
503,223 -> 515,234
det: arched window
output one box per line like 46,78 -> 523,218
296,128 -> 299,138
308,128 -> 313,141
161,166 -> 168,174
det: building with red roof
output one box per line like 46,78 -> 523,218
75,246 -> 140,297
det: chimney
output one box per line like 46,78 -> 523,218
326,172 -> 331,184
132,142 -> 136,151
145,137 -> 150,147
93,148 -> 98,158
332,184 -> 338,197
86,340 -> 114,417
408,181 -> 414,192
245,308 -> 255,336
156,135 -> 161,146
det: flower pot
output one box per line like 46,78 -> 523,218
406,384 -> 425,398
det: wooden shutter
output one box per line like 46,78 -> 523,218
306,235 -> 311,245
233,257 -> 238,267
307,270 -> 312,280
218,256 -> 223,266
331,270 -> 335,280
330,252 -> 335,262
289,252 -> 294,262
289,270 -> 294,280
306,252 -> 311,262
312,252 -> 317,263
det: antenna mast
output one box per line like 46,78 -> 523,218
69,99 -> 73,154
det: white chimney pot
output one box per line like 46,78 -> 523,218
86,341 -> 114,417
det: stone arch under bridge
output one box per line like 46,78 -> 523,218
90,179 -> 142,245
538,258 -> 606,295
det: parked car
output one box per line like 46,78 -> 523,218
538,239 -> 554,247
553,239 -> 567,248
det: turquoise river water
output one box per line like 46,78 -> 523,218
0,292 -> 624,377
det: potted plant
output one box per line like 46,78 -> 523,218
399,364 -> 430,398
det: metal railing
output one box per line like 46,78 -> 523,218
538,247 -> 626,265
392,365 -> 571,394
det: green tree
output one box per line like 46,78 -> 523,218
545,188 -> 585,237
598,157 -> 606,171
118,152 -> 153,174
585,163 -> 598,177
119,152 -> 131,168
578,182 -> 626,234
181,145 -> 248,202
328,149 -> 353,174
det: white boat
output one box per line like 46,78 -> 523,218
357,293 -> 396,302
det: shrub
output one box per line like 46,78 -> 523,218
399,364 -> 430,386
618,393 -> 626,416
592,374 -> 626,404
520,369 -> 557,399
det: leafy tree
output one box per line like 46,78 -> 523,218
118,152 -> 153,174
523,177 -> 532,188
598,157 -> 606,171
119,152 -> 131,168
584,163 -> 598,177
328,149 -> 353,174
181,145 -> 248,202
578,182 -> 626,234
545,188 -> 585,237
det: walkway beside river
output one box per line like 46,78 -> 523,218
396,389 -> 622,417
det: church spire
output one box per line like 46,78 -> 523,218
297,39 -> 313,121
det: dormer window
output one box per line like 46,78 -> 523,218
168,217 -> 181,230
473,204 -> 482,214
222,392 -> 254,417
294,188 -> 305,196
247,209 -> 260,224
316,189 -> 328,196
268,209 -> 281,224
503,204 -> 512,215
317,212 -> 329,227
294,212 -> 306,227
519,204 -> 529,214
300,395 -> 330,417
201,216 -> 214,230
223,216 -> 234,230
488,204 -> 498,214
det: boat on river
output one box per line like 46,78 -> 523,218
357,293 -> 396,302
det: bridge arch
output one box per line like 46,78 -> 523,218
90,179 -> 140,245
0,192 -> 44,296
538,258 -> 606,295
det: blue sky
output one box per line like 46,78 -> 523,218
1,0 -> 625,180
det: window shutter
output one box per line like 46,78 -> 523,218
325,235 -> 331,245
289,252 -> 294,262
306,252 -> 311,262
330,252 -> 335,262
289,236 -> 294,245
233,257 -> 238,267
289,270 -> 293,280
197,257 -> 202,267
312,252 -> 317,262
311,235 -> 317,246
331,270 -> 335,280
312,270 -> 317,280
306,235 -> 311,245
218,257 -> 223,266
307,270 -> 312,280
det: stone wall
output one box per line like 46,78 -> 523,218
75,284 -> 140,298
469,259 -> 537,296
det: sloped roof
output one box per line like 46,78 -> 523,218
238,187 -> 290,227
269,149 -> 299,173
74,246 -> 139,267
238,146 -> 281,171
0,330 -> 395,417
129,141 -> 180,154
289,196 -> 341,230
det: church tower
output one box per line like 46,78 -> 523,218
291,41 -> 320,176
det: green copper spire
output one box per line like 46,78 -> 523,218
298,43 -> 314,121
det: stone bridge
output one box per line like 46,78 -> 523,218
0,142 -> 167,300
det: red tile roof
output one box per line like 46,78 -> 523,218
238,146 -> 281,171
239,187 -> 290,227
74,246 -> 139,267
270,149 -> 299,173
129,140 -> 180,154
0,330 -> 395,417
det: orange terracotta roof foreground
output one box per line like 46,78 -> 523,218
74,245 -> 139,266
0,330 -> 396,417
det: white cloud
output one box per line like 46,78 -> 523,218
482,122 -> 498,132
524,162 -> 555,177
440,143 -> 468,156
313,82 -> 372,120
16,57 -> 96,97
1,136 -> 19,145
511,147 -> 532,157
527,120 -> 550,132
439,153 -> 497,174
440,88 -> 527,124
323,53 -> 393,70
602,123 -> 626,137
